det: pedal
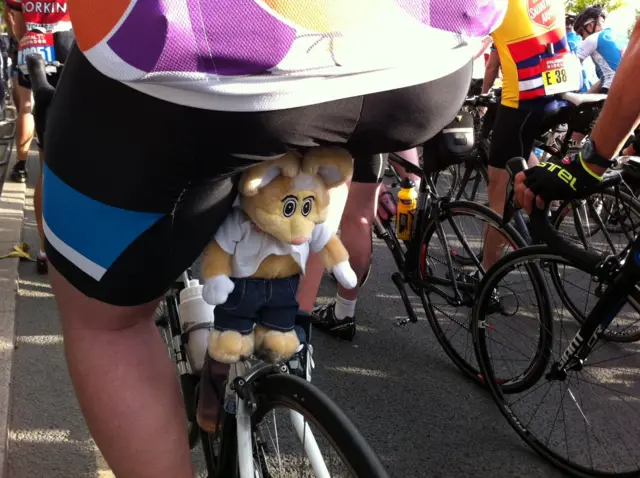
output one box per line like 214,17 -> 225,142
391,272 -> 419,325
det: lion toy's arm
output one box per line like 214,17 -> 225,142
201,210 -> 245,306
317,233 -> 357,290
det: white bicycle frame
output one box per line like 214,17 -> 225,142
230,362 -> 332,478
177,271 -> 329,477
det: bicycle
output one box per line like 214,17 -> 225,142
372,151 -> 528,385
472,157 -> 640,476
156,273 -> 390,476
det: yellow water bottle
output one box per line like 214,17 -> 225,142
396,178 -> 417,241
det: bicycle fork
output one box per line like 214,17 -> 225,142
548,252 -> 640,380
233,362 -> 331,478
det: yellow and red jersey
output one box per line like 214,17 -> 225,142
492,0 -> 569,109
5,0 -> 72,33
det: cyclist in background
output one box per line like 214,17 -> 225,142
5,0 -> 74,274
574,6 -> 626,95
481,0 -> 580,269
566,13 -> 597,94
516,17 -> 640,215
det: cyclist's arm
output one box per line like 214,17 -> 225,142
587,19 -> 640,174
5,0 -> 26,40
473,36 -> 493,61
482,48 -> 500,94
587,80 -> 602,94
576,33 -> 597,64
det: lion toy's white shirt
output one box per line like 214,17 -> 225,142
215,207 -> 332,278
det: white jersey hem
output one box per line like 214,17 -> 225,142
120,48 -> 471,112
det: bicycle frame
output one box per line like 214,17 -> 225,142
549,235 -> 640,378
375,153 -> 480,324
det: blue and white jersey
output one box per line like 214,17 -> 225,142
566,29 -> 591,93
577,28 -> 627,90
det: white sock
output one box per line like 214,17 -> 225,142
334,295 -> 356,320
38,250 -> 47,259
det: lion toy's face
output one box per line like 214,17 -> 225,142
237,148 -> 354,245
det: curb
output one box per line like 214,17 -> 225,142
0,147 -> 25,478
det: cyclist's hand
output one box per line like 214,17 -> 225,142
331,260 -> 357,289
516,153 -> 603,214
203,275 -> 235,305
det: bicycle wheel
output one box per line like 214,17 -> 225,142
474,246 -> 640,476
430,165 -> 459,198
419,201 -> 527,386
552,188 -> 640,342
248,374 -> 389,477
155,298 -> 201,449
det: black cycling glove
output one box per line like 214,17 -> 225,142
523,152 -> 603,203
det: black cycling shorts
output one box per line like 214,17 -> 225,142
489,104 -> 575,168
43,45 -> 471,306
352,153 -> 389,183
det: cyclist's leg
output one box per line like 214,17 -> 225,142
43,48 -> 251,478
483,105 -> 543,269
32,72 -> 59,269
11,73 -> 34,183
307,154 -> 386,339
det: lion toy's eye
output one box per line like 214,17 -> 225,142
301,198 -> 313,217
283,198 -> 297,217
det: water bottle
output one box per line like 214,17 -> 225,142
377,183 -> 397,223
396,178 -> 417,241
178,279 -> 214,373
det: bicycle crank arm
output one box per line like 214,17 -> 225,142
391,272 -> 420,325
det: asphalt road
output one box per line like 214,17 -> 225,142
10,153 -> 639,477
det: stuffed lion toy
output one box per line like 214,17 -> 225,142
201,147 -> 357,364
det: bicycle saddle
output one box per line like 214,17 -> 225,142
560,92 -> 607,106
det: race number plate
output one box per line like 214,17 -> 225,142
541,54 -> 580,95
17,32 -> 56,66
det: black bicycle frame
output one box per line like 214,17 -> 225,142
381,153 -> 479,319
550,235 -> 640,377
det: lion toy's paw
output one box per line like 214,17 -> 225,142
254,325 -> 300,364
208,329 -> 255,364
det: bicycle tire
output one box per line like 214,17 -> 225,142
473,246 -> 640,477
552,189 -> 640,342
250,374 -> 389,478
419,201 -> 528,386
472,246 -> 553,394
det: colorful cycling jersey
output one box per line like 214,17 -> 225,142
68,0 -> 508,112
566,29 -> 591,93
6,0 -> 72,33
491,0 -> 580,109
577,28 -> 627,90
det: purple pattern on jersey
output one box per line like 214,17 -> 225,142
397,0 -> 504,36
107,0 -> 296,75
107,0 -> 167,72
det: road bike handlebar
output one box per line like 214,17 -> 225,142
504,157 -> 618,272
26,54 -> 56,102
